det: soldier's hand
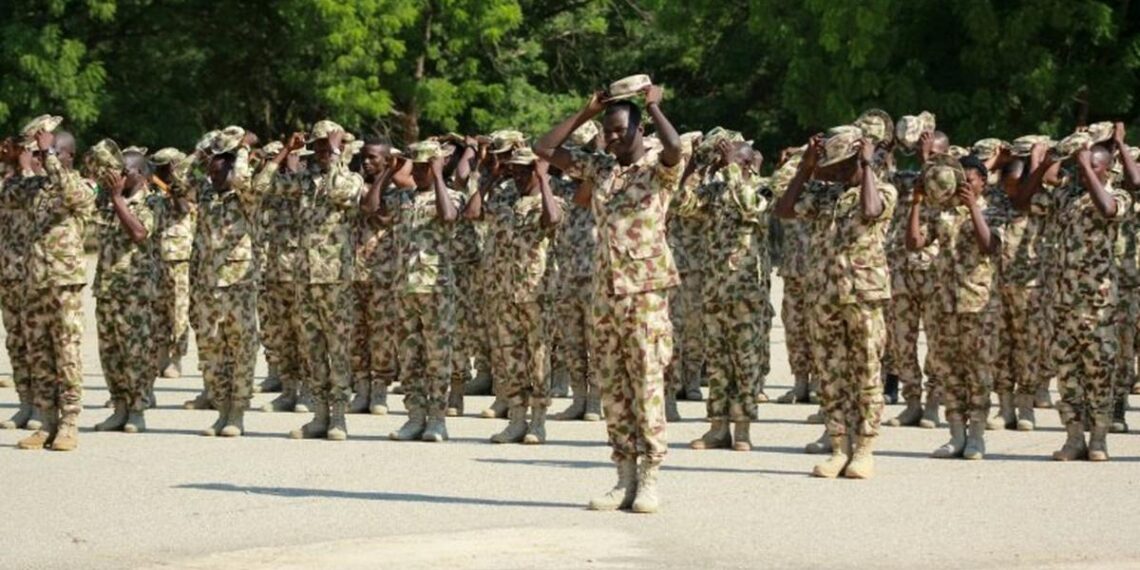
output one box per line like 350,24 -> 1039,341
643,84 -> 664,106
1114,121 -> 1127,148
919,131 -> 934,163
1075,145 -> 1092,168
17,145 -> 34,172
858,137 -> 875,166
327,129 -> 345,151
105,170 -> 126,198
584,91 -> 608,116
801,134 -> 825,171
1030,142 -> 1051,165
715,139 -> 734,166
287,132 -> 307,152
913,180 -> 926,204
34,130 -> 54,152
429,153 -> 446,175
242,131 -> 260,148
955,183 -> 974,207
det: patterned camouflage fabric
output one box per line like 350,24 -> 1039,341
1034,178 -> 1131,428
155,188 -> 196,367
0,176 -> 35,407
1114,186 -> 1140,399
549,176 -> 597,401
793,178 -> 897,438
666,170 -> 707,396
257,188 -> 305,392
995,188 -> 1049,398
352,189 -> 402,393
451,175 -> 488,394
565,145 -> 682,464
675,163 -> 771,420
24,154 -> 95,413
94,187 -> 164,411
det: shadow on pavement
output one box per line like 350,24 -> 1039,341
474,457 -> 805,477
174,482 -> 582,509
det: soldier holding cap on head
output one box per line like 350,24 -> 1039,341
149,147 -> 195,385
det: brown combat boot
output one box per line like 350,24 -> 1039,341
523,405 -> 547,444
886,397 -> 923,427
931,420 -> 966,458
16,407 -> 58,450
491,406 -> 529,444
369,380 -> 388,415
256,364 -> 282,393
422,412 -> 449,442
1035,385 -> 1054,409
844,436 -> 876,478
201,402 -> 231,437
918,391 -> 941,429
631,460 -> 661,514
811,435 -> 850,478
1,392 -> 40,430
583,393 -> 603,422
290,401 -> 330,439
588,459 -> 637,511
183,390 -> 213,410
732,421 -> 752,451
389,407 -> 426,441
95,399 -> 129,432
123,409 -> 147,434
1052,422 -> 1088,461
987,392 -> 1016,430
1111,396 -> 1129,434
220,401 -> 245,437
553,393 -> 586,421
1015,393 -> 1036,431
665,394 -> 681,422
481,397 -> 508,419
963,419 -> 986,460
805,406 -> 825,425
51,405 -> 80,452
348,376 -> 370,414
1088,425 -> 1110,461
690,420 -> 731,450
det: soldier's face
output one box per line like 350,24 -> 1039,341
412,163 -> 432,188
362,144 -> 388,178
313,139 -> 335,170
208,157 -> 233,190
602,109 -> 638,158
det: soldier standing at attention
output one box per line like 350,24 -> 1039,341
535,76 -> 684,514
150,148 -> 195,382
92,143 -> 164,434
17,117 -> 95,451
775,129 -> 896,479
366,141 -> 460,443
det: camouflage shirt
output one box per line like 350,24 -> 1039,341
482,186 -> 565,304
793,179 -> 897,306
929,197 -> 1005,314
195,148 -> 261,289
452,174 -> 483,267
354,186 -> 399,286
1114,189 -> 1140,289
675,163 -> 771,300
566,146 -> 683,297
93,187 -> 163,299
1033,177 -> 1131,307
0,175 -> 34,282
25,155 -> 96,289
886,172 -> 939,296
552,176 -> 597,290
255,161 -> 362,285
153,177 -> 197,263
390,186 -> 463,295
258,190 -> 300,283
998,192 -> 1048,289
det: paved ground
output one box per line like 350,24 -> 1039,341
2,262 -> 1140,569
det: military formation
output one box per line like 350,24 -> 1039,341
1,73 -> 1138,514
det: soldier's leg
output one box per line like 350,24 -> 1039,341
523,301 -> 550,443
840,302 -> 885,478
169,261 -> 192,375
730,297 -> 764,451
692,302 -> 731,450
777,277 -> 811,404
1010,288 -> 1041,430
255,281 -> 282,393
183,285 -> 214,410
222,286 -> 258,437
1112,289 -> 1137,432
317,284 -> 353,439
490,300 -> 528,443
809,304 -> 849,476
43,286 -> 85,451
679,275 -> 705,400
1084,308 -> 1119,460
421,291 -> 455,442
18,289 -> 71,449
989,289 -> 1022,430
554,287 -> 590,420
201,290 -> 238,437
588,291 -> 638,512
919,283 -> 945,429
664,286 -> 684,405
349,282 -> 374,413
447,272 -> 474,415
628,290 -> 670,513
122,294 -> 156,432
887,291 -> 923,426
754,297 -> 773,402
962,312 -> 997,459
94,297 -> 130,432
390,295 -> 428,441
367,285 -> 397,415
0,281 -> 39,430
1051,307 -> 1087,460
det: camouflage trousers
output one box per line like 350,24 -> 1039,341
886,270 -> 940,401
810,302 -> 886,438
96,293 -> 156,411
704,295 -> 767,421
451,264 -> 487,387
160,260 -> 191,364
551,279 -> 595,397
940,311 -> 998,424
0,280 -> 31,402
259,281 -> 305,389
25,285 -> 85,411
666,271 -> 705,393
352,281 -> 400,387
1115,287 -> 1140,398
781,276 -> 813,377
489,299 -> 549,408
996,286 -> 1047,396
399,292 -> 455,416
593,288 -> 672,464
200,285 -> 258,410
1052,305 -> 1118,428
296,283 -> 354,405
757,294 -> 773,390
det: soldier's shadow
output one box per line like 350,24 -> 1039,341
474,457 -> 804,477
174,482 -> 581,509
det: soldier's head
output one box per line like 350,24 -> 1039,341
1000,157 -> 1026,197
1090,143 -> 1114,183
122,151 -> 151,192
961,155 -> 988,195
54,131 -> 76,169
930,131 -> 950,155
602,101 -> 643,165
361,137 -> 393,180
724,141 -> 763,176
207,153 -> 235,191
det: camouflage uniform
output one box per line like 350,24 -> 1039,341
190,149 -> 261,412
794,179 -> 896,440
675,164 -> 770,421
155,185 -> 196,372
779,220 -> 813,379
352,187 -> 401,401
258,189 -> 305,399
665,193 -> 705,397
257,160 -> 362,408
550,177 -> 598,406
392,187 -> 462,420
23,154 -> 94,420
1113,197 -> 1140,412
885,173 -> 941,403
1037,180 -> 1130,429
566,145 -> 681,466
482,183 -> 564,409
996,190 -> 1049,402
450,177 -> 487,406
929,198 -> 1004,425
0,176 -> 35,416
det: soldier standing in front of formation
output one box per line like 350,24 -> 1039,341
536,77 -> 684,513
17,117 -> 95,451
775,129 -> 896,479
92,143 -> 164,434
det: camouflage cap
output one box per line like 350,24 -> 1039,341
818,127 -> 863,168
122,145 -> 149,156
20,114 -> 64,138
309,120 -> 344,142
1051,131 -> 1093,161
505,147 -> 538,166
89,139 -> 125,173
211,126 -> 246,155
1010,135 -> 1053,157
345,140 -> 365,157
895,111 -> 936,152
854,108 -> 894,146
261,141 -> 285,157
567,121 -> 600,147
1085,121 -> 1115,145
407,140 -> 455,163
971,138 -> 1008,161
606,74 -> 652,101
922,153 -> 965,207
150,147 -> 186,166
678,131 -> 703,158
948,145 -> 970,160
196,130 -> 221,153
489,130 -> 527,154
696,126 -> 744,161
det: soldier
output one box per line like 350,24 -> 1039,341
911,155 -> 1004,459
465,146 -> 564,444
91,143 -> 163,433
350,137 -> 410,416
182,127 -> 261,438
16,117 -> 95,451
535,76 -> 684,513
1110,123 -> 1140,433
1022,134 -> 1129,461
772,148 -> 816,406
0,137 -> 42,431
179,131 -> 220,411
256,123 -> 362,441
774,128 -> 896,479
150,147 -> 195,383
367,141 -> 460,443
677,139 -> 770,452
